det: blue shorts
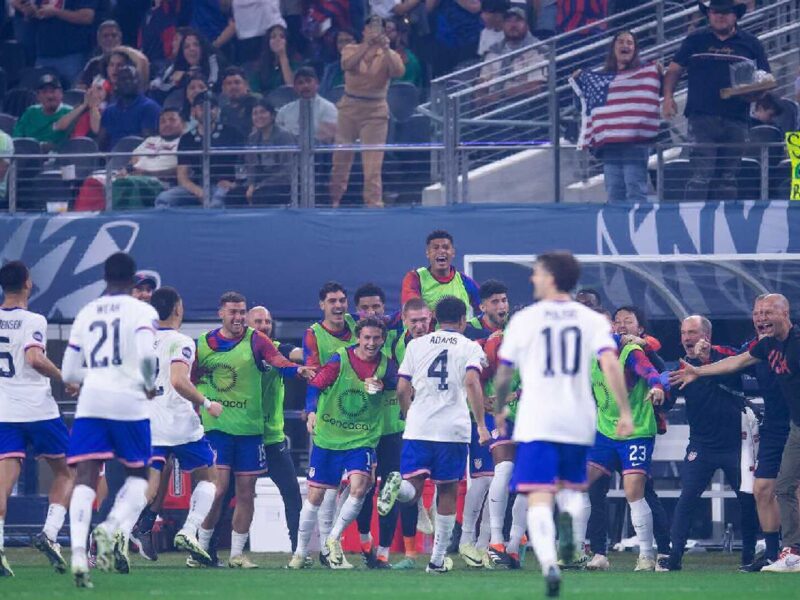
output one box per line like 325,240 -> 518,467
401,439 -> 467,484
0,418 -> 69,460
587,432 -> 655,476
490,418 -> 515,451
205,431 -> 266,475
511,441 -> 589,492
470,418 -> 494,478
755,429 -> 789,479
67,418 -> 151,468
151,438 -> 215,473
308,445 -> 376,489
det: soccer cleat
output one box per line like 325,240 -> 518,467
32,531 -> 67,574
0,549 -> 15,577
91,525 -> 115,572
558,551 -> 590,570
228,554 -> 259,569
508,552 -> 521,570
739,556 -> 773,572
425,556 -> 453,574
112,531 -> 130,574
174,532 -> 212,566
556,512 -> 575,566
362,545 -> 379,569
319,550 -> 331,568
635,556 -> 657,571
375,557 -> 392,569
656,556 -> 680,572
303,555 -> 314,568
130,526 -> 158,561
586,553 -> 610,571
71,554 -> 92,588
545,565 -> 562,597
487,543 -> 514,568
417,502 -> 434,535
378,472 -> 402,517
458,543 -> 484,568
326,538 -> 344,567
392,557 -> 417,570
761,547 -> 800,573
287,554 -> 308,570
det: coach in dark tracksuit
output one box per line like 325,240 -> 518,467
662,316 -> 758,571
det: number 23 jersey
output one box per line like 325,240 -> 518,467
499,300 -> 616,446
68,294 -> 158,421
398,330 -> 485,443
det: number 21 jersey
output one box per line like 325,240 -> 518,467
499,300 -> 615,446
398,330 -> 485,443
68,294 -> 158,421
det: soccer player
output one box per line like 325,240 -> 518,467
400,230 -> 480,314
247,305 -> 304,553
303,282 -> 357,369
0,261 -> 75,577
378,296 -> 489,574
464,279 -> 509,340
194,292 -> 314,569
492,251 -> 633,597
62,252 -> 160,588
288,317 -> 395,569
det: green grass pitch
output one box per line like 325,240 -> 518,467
1,548 -> 793,599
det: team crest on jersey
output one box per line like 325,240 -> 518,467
473,458 -> 482,469
308,467 -> 315,478
182,346 -> 192,359
33,331 -> 43,342
337,390 -> 369,418
208,363 -> 237,393
687,451 -> 697,462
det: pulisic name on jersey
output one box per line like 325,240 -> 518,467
544,309 -> 576,320
429,335 -> 458,345
0,319 -> 22,330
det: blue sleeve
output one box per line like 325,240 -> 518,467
382,359 -> 399,391
305,386 -> 321,413
462,273 -> 482,314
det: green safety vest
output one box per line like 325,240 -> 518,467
591,344 -> 656,440
314,347 -> 387,450
310,314 -> 357,366
262,340 -> 286,445
197,328 -> 264,436
379,329 -> 404,436
416,267 -> 471,312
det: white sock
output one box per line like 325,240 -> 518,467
318,490 -> 337,544
0,518 -> 5,550
295,499 -> 320,557
398,480 -> 416,504
507,494 -> 528,554
528,503 -> 557,576
431,513 -> 456,566
329,495 -> 366,542
476,508 -> 490,551
69,485 -> 96,554
489,462 -> 513,545
181,481 -> 216,536
104,477 -> 149,534
230,530 -> 249,558
198,526 -> 214,551
43,503 -> 67,542
556,489 -> 590,551
629,498 -> 655,559
460,477 -> 490,546
377,545 -> 389,560
359,533 -> 372,545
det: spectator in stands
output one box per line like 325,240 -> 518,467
751,93 -> 784,130
231,0 -> 286,63
53,77 -> 107,140
533,0 -> 558,37
477,7 -> 546,105
0,130 -> 12,205
155,92 -> 245,208
385,18 -> 423,87
139,0 -> 190,72
276,66 -> 338,143
11,0 -> 39,67
33,0 -> 98,85
478,0 -> 510,59
390,0 -> 433,67
320,29 -> 357,99
182,74 -> 209,126
220,66 -> 262,136
663,0 -> 769,201
13,74 -> 73,151
329,17 -> 405,207
97,66 -> 161,151
191,0 -> 237,53
248,24 -> 300,95
150,28 -> 220,102
245,98 -> 296,205
78,45 -> 150,93
428,0 -> 483,77
77,20 -> 122,85
556,0 -> 608,37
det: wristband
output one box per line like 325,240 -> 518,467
203,398 -> 212,409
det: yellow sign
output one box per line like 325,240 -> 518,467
787,132 -> 800,200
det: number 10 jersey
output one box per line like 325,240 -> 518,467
398,330 -> 485,443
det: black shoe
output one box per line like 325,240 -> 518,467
487,544 -> 513,568
375,557 -> 392,569
545,566 -> 561,597
738,556 -> 773,573
362,547 -> 379,569
32,531 -> 67,574
319,551 -> 331,568
557,513 -> 575,565
130,526 -> 158,561
656,556 -> 681,572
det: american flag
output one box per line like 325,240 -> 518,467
570,63 -> 662,150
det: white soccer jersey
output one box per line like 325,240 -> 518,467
398,330 -> 486,443
499,300 -> 616,446
0,307 -> 59,422
68,294 -> 158,421
150,329 -> 204,447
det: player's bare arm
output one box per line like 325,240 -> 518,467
170,361 -> 222,417
397,377 -> 414,418
668,352 -> 759,389
465,369 -> 490,445
25,346 -> 80,396
598,349 -> 634,437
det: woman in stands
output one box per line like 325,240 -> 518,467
150,28 -> 220,102
248,24 -> 301,95
181,74 -> 210,130
385,18 -> 423,88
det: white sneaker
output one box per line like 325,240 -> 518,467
586,554 -> 610,571
458,543 -> 484,568
762,547 -> 800,573
417,501 -> 434,535
635,556 -> 656,572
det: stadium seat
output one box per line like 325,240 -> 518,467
661,159 -> 692,202
2,88 -> 36,118
736,157 -> 761,201
0,41 -> 26,88
771,158 -> 792,200
11,137 -> 44,211
63,88 -> 86,108
325,85 -> 345,105
747,125 -> 784,165
387,82 -> 420,123
56,137 -> 101,181
0,113 -> 17,136
107,136 -> 145,172
266,85 -> 299,110
776,97 -> 799,132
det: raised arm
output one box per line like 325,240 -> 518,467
669,352 -> 760,389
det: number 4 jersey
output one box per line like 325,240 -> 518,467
398,330 -> 486,443
0,307 -> 60,422
68,294 -> 159,421
499,300 -> 616,446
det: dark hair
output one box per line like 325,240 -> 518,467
403,297 -> 428,314
536,251 -> 581,293
354,283 -> 386,305
355,316 -> 387,338
603,30 -> 641,73
614,305 -> 648,333
479,279 -> 508,301
0,261 -> 30,294
174,28 -> 214,78
221,66 -> 247,84
253,97 -> 277,116
182,72 -> 208,118
755,93 -> 783,116
481,0 -> 511,13
104,252 -> 137,285
435,296 -> 467,323
426,229 -> 453,245
151,286 -> 181,320
319,281 -> 347,301
103,49 -> 134,79
219,291 -> 246,307
160,106 -> 184,119
192,90 -> 218,107
294,65 -> 318,82
258,24 -> 296,92
576,287 -> 601,305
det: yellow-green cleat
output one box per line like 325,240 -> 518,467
228,554 -> 259,569
0,548 -> 15,577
